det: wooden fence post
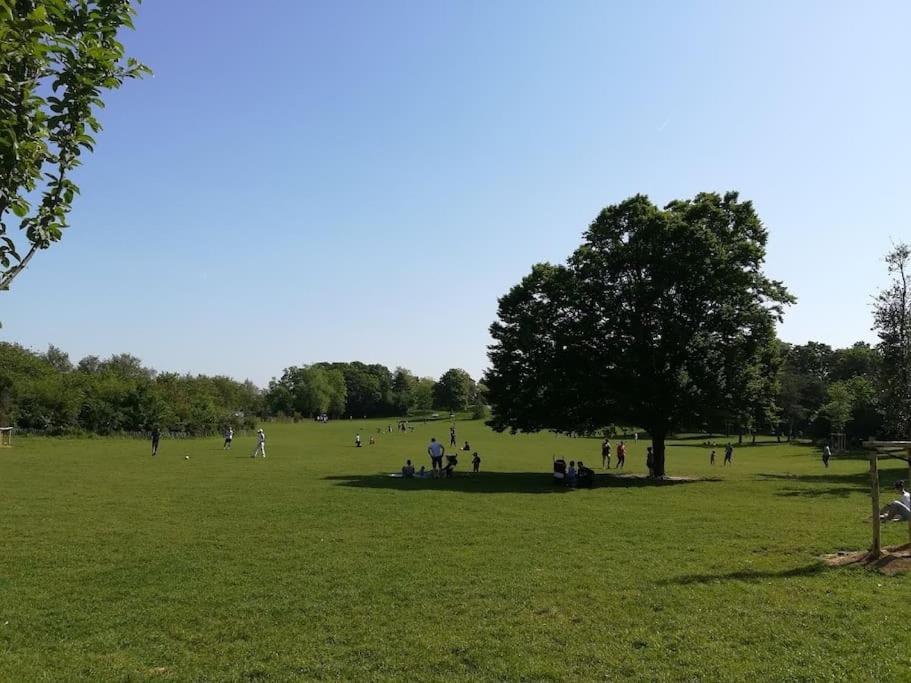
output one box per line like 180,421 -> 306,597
907,449 -> 911,548
870,452 -> 881,558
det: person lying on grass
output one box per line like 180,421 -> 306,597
879,480 -> 910,522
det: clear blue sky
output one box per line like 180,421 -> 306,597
3,0 -> 910,386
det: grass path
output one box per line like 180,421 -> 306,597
0,420 -> 908,680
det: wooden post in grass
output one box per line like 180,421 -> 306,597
870,451 -> 881,559
907,447 -> 911,548
863,441 -> 911,552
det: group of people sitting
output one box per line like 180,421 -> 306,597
553,458 -> 595,487
400,437 -> 482,479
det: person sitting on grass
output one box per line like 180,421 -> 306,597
472,451 -> 481,473
577,460 -> 595,486
879,480 -> 910,521
566,460 -> 577,487
462,440 -> 471,451
402,459 -> 415,478
417,465 -> 427,478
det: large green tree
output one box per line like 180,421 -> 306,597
873,243 -> 911,438
432,368 -> 474,412
486,192 -> 793,477
0,0 -> 148,291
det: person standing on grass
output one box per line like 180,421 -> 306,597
472,451 -> 481,473
723,443 -> 733,466
601,438 -> 612,469
616,441 -> 626,469
252,428 -> 266,458
710,449 -> 716,465
223,426 -> 233,450
151,427 -> 160,457
449,425 -> 457,447
822,445 -> 831,468
646,446 -> 655,477
428,437 -> 444,477
355,433 -> 361,448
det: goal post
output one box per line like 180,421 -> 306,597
0,427 -> 11,447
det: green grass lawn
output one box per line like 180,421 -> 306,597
1,420 -> 908,681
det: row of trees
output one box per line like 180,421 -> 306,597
263,363 -> 486,419
0,343 -> 488,434
0,343 -> 262,434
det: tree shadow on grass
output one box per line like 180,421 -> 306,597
323,471 -> 714,495
775,486 -> 863,499
758,468 -> 909,501
660,562 -> 825,586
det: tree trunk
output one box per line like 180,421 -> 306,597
738,432 -> 743,445
652,431 -> 667,478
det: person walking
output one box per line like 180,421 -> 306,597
223,426 -> 234,450
151,427 -> 160,457
723,443 -> 733,466
601,438 -> 612,469
822,445 -> 831,468
252,428 -> 266,458
616,441 -> 626,469
449,425 -> 457,448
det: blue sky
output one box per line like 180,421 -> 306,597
3,0 -> 910,386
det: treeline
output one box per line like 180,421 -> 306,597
694,339 -> 881,444
0,343 -> 262,434
776,340 -> 880,442
0,343 -> 488,435
263,363 -> 487,419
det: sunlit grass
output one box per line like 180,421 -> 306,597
0,420 -> 907,680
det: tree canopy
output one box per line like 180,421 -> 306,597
0,0 -> 148,291
485,192 -> 794,476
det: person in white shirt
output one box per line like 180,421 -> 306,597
223,427 -> 234,450
427,437 -> 444,476
252,429 -> 266,458
879,480 -> 910,521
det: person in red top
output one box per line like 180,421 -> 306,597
616,440 -> 626,469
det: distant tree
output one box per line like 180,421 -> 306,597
820,382 -> 853,435
411,377 -> 435,412
42,344 -> 71,372
390,367 -> 416,415
0,1 -> 149,291
830,342 -> 880,382
432,368 -> 474,412
873,243 -> 911,438
76,355 -> 101,374
485,192 -> 793,476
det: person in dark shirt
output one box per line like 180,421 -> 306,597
472,451 -> 481,473
151,428 -> 160,456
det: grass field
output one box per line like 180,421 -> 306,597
1,419 -> 909,681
